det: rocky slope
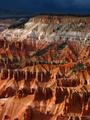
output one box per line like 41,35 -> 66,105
1,15 -> 90,42
0,15 -> 90,120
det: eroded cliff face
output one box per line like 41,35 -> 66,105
0,16 -> 90,120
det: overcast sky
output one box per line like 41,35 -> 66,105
0,0 -> 90,14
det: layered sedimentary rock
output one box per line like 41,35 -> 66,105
0,15 -> 90,120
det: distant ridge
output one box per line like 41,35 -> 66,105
0,8 -> 90,19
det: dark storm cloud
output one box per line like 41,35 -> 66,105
0,0 -> 90,14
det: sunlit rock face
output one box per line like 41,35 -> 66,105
0,15 -> 90,120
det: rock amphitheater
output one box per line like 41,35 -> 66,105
0,15 -> 90,120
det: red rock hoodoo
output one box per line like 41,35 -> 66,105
0,15 -> 90,120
